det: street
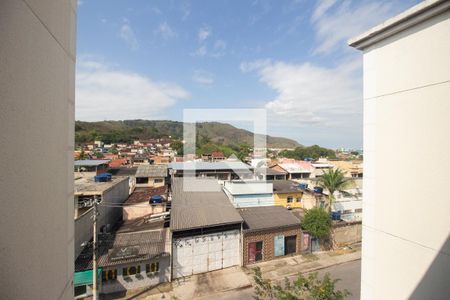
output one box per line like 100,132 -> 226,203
313,260 -> 361,300
108,256 -> 361,300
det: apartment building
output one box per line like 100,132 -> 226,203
0,1 -> 76,299
349,1 -> 450,298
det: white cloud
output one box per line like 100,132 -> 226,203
211,40 -> 227,57
191,45 -> 207,57
311,0 -> 408,55
241,59 -> 362,127
76,58 -> 189,121
192,70 -> 214,86
119,20 -> 139,50
155,22 -> 177,40
180,1 -> 191,21
198,25 -> 212,42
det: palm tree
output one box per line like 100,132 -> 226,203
317,168 -> 353,212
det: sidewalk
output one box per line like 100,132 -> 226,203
244,248 -> 361,282
107,248 -> 361,299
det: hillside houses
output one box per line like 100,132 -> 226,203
72,151 -> 362,298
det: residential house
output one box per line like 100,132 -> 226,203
132,154 -> 150,165
223,180 -> 274,208
135,164 -> 168,188
74,175 -> 129,259
275,161 -> 312,180
107,166 -> 138,194
311,160 -> 334,178
272,180 -> 320,209
169,160 -> 254,180
74,159 -> 110,176
255,167 -> 288,181
202,151 -> 226,162
74,219 -> 170,297
170,178 -> 243,279
122,186 -> 168,221
151,155 -> 171,165
328,160 -> 363,178
239,206 -> 302,265
331,188 -> 363,222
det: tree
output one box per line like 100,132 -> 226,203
253,267 -> 350,300
94,151 -> 104,158
302,208 -> 331,240
171,140 -> 184,156
78,148 -> 87,160
317,168 -> 353,212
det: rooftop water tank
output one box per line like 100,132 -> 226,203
313,186 -> 323,194
331,211 -> 341,220
299,183 -> 308,190
94,173 -> 112,182
150,195 -> 163,204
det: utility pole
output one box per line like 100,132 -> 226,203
92,197 -> 99,300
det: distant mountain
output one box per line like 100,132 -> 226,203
75,120 -> 300,149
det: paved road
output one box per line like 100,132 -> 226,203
313,260 -> 361,300
205,260 -> 362,300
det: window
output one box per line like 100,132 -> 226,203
296,197 -> 302,203
102,269 -> 117,282
74,285 -> 87,297
123,265 -> 140,276
146,262 -> 160,273
287,196 -> 293,203
136,177 -> 149,184
343,209 -> 352,214
355,208 -> 363,213
154,178 -> 163,183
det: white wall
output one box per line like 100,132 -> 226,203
357,5 -> 450,300
0,1 -> 76,299
75,178 -> 129,258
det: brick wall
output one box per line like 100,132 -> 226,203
243,226 -> 302,266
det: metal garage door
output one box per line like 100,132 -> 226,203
172,229 -> 240,279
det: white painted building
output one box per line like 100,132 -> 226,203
349,1 -> 450,298
223,180 -> 275,208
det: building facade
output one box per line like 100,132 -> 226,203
349,1 -> 450,298
239,206 -> 302,265
0,1 -> 76,299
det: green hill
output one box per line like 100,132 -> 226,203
75,120 -> 300,149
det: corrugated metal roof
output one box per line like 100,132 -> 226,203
224,181 -> 273,195
75,229 -> 169,272
135,164 -> 167,178
256,167 -> 287,176
169,161 -> 253,171
272,180 -> 303,194
238,206 -> 300,232
170,178 -> 243,232
74,160 -> 110,167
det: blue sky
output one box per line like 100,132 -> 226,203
76,0 -> 420,149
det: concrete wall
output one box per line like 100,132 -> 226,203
0,1 -> 76,299
354,4 -> 450,299
332,222 -> 362,248
123,203 -> 166,221
243,227 -> 302,266
135,177 -> 165,188
75,178 -> 129,258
